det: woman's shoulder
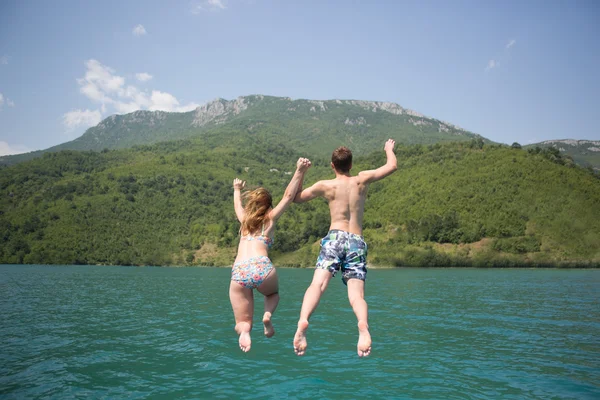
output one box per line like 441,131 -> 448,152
263,220 -> 276,232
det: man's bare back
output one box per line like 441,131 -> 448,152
312,176 -> 368,235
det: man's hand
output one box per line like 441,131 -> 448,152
233,178 -> 246,190
384,139 -> 395,152
296,157 -> 312,172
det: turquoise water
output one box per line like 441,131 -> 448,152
0,265 -> 598,399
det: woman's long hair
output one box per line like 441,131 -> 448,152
241,187 -> 273,235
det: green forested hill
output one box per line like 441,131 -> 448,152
0,95 -> 485,165
1,136 -> 599,267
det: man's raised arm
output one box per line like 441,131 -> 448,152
358,139 -> 397,184
294,180 -> 326,203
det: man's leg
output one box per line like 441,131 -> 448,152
293,269 -> 332,356
347,278 -> 371,357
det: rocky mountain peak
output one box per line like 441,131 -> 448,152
192,96 -> 256,127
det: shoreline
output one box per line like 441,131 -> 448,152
2,263 -> 599,270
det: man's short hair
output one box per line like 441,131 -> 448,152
332,146 -> 352,173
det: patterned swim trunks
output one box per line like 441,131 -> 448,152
316,230 -> 368,284
231,256 -> 274,289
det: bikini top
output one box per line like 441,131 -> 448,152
241,224 -> 274,248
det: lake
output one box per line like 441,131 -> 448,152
0,265 -> 598,399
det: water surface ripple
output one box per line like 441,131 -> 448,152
0,266 -> 598,399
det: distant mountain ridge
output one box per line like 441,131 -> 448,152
525,139 -> 600,170
0,95 -> 483,165
540,139 -> 600,147
4,95 -> 597,169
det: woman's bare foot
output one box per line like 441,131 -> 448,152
357,320 -> 371,357
293,320 -> 309,356
263,312 -> 275,338
235,322 -> 252,352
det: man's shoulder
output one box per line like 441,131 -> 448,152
315,178 -> 336,187
353,172 -> 371,184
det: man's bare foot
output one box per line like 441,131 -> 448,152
293,320 -> 309,356
263,312 -> 275,338
357,320 -> 371,357
235,322 -> 252,352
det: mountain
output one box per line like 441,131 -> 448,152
1,136 -> 599,267
0,95 -> 486,165
524,139 -> 600,171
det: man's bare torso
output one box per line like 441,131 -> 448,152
321,175 -> 368,236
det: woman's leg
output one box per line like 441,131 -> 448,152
229,280 -> 254,352
257,268 -> 279,338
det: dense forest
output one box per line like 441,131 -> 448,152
1,136 -> 599,267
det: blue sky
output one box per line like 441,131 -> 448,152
0,0 -> 599,155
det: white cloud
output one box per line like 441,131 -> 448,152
62,109 -> 103,130
0,92 -> 15,109
124,85 -> 151,107
135,72 -> 153,82
176,102 -> 201,112
485,59 -> 497,71
208,0 -> 226,8
78,59 -> 125,105
64,60 -> 200,130
148,90 -> 179,111
133,24 -> 147,36
0,55 -> 8,65
149,90 -> 200,112
0,141 -> 32,156
485,39 -> 517,72
114,101 -> 142,114
191,0 -> 226,13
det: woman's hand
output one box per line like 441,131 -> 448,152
233,178 -> 246,190
296,157 -> 311,172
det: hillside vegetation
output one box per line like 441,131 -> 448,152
1,136 -> 599,267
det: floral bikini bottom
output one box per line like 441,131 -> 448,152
231,256 -> 274,289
